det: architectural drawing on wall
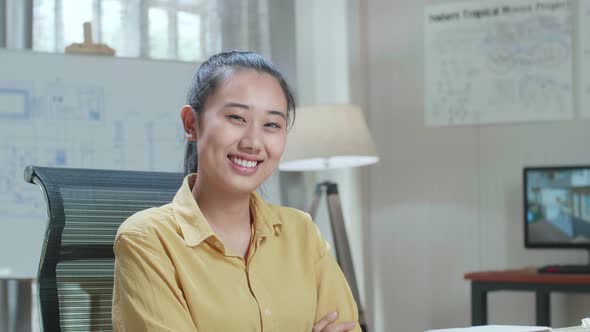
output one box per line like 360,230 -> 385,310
483,16 -> 570,73
0,144 -> 44,217
580,0 -> 590,118
518,74 -> 569,112
0,49 -> 195,278
0,81 -> 32,118
425,0 -> 573,126
79,87 -> 104,121
112,120 -> 127,169
43,79 -> 105,121
0,74 -> 178,222
144,118 -> 185,172
37,148 -> 68,168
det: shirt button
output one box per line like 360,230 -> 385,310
264,308 -> 271,316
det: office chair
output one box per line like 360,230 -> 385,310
25,166 -> 184,331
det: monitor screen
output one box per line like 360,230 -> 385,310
525,166 -> 590,248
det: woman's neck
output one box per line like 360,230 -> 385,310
191,176 -> 251,231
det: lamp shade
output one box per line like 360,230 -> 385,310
279,104 -> 379,171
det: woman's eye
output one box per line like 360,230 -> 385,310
265,122 -> 282,129
228,115 -> 246,122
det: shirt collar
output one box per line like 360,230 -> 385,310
172,174 -> 282,247
250,189 -> 283,237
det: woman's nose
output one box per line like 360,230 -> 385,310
238,126 -> 263,152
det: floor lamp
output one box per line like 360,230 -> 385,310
279,104 -> 379,332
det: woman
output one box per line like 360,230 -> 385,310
112,51 -> 360,332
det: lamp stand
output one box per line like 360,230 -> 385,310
308,181 -> 368,332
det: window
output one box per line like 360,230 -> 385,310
32,0 -> 270,62
148,6 -> 169,59
101,0 -> 141,57
177,11 -> 201,61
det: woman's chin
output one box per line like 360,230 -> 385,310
219,176 -> 263,195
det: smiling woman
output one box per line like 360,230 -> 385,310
111,51 -> 361,332
183,68 -> 289,195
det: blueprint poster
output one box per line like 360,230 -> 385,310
425,0 -> 573,126
0,50 -> 189,277
0,78 -> 185,215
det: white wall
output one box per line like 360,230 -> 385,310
291,0 -> 368,312
362,0 -> 590,331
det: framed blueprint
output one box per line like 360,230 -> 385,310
0,50 -> 194,277
425,0 -> 573,126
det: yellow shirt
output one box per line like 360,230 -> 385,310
112,174 -> 360,331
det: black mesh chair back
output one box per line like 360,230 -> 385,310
24,166 -> 184,332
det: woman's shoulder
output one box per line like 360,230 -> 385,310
265,202 -> 310,223
116,203 -> 177,239
264,203 -> 329,260
264,203 -> 319,235
271,204 -> 310,220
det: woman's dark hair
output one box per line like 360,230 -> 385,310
184,50 -> 296,175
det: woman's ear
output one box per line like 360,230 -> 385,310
181,105 -> 198,141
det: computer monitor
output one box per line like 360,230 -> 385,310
524,166 -> 590,256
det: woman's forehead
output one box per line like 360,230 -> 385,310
210,70 -> 288,111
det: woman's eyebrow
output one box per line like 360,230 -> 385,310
223,102 -> 249,110
268,110 -> 286,120
223,102 -> 286,119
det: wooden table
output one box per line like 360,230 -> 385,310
464,269 -> 590,326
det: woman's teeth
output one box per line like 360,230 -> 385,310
231,157 -> 258,168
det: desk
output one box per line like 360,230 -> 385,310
464,269 -> 590,327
